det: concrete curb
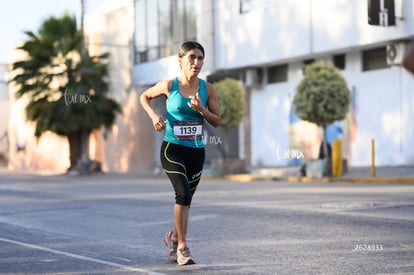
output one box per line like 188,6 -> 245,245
2,168 -> 413,184
212,174 -> 414,183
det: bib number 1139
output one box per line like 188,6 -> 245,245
173,121 -> 203,140
178,126 -> 199,135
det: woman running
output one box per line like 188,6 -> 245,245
140,41 -> 220,266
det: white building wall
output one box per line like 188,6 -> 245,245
214,0 -> 312,69
0,65 -> 8,135
250,82 -> 292,166
251,62 -> 307,166
344,60 -> 414,166
250,52 -> 414,167
132,0 -> 414,167
311,0 -> 411,50
0,64 -> 9,165
211,0 -> 414,167
214,0 -> 413,70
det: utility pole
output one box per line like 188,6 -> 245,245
80,0 -> 87,60
79,0 -> 90,169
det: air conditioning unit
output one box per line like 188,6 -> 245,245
244,68 -> 263,88
386,42 -> 405,65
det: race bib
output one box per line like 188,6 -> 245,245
173,120 -> 203,140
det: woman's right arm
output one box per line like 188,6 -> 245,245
140,80 -> 170,131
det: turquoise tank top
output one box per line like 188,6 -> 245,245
164,77 -> 208,148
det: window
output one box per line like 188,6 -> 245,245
368,0 -> 395,26
302,59 -> 315,74
135,0 -> 147,63
267,64 -> 288,84
333,54 -> 346,70
134,0 -> 196,64
240,0 -> 255,13
362,47 -> 388,71
240,0 -> 272,13
303,59 -> 315,65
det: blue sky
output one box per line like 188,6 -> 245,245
0,0 -> 102,64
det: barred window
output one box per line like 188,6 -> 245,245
134,0 -> 196,64
267,64 -> 288,84
333,54 -> 346,70
362,47 -> 388,71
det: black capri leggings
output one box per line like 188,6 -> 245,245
160,141 -> 205,206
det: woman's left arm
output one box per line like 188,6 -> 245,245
189,82 -> 220,127
200,83 -> 220,127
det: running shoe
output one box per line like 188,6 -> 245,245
163,230 -> 178,263
177,246 -> 195,266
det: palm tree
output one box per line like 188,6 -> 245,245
10,13 -> 121,172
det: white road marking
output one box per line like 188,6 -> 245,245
0,237 -> 165,275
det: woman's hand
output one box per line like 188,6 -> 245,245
139,80 -> 170,132
188,92 -> 204,113
188,87 -> 220,127
151,114 -> 166,132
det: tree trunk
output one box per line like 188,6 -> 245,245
80,129 -> 90,163
67,131 -> 82,170
321,124 -> 332,176
322,124 -> 328,160
222,128 -> 229,158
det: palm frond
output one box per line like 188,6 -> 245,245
9,13 -> 122,139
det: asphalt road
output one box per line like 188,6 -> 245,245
0,172 -> 413,274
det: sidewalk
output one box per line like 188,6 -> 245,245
1,165 -> 414,183
225,165 -> 414,183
